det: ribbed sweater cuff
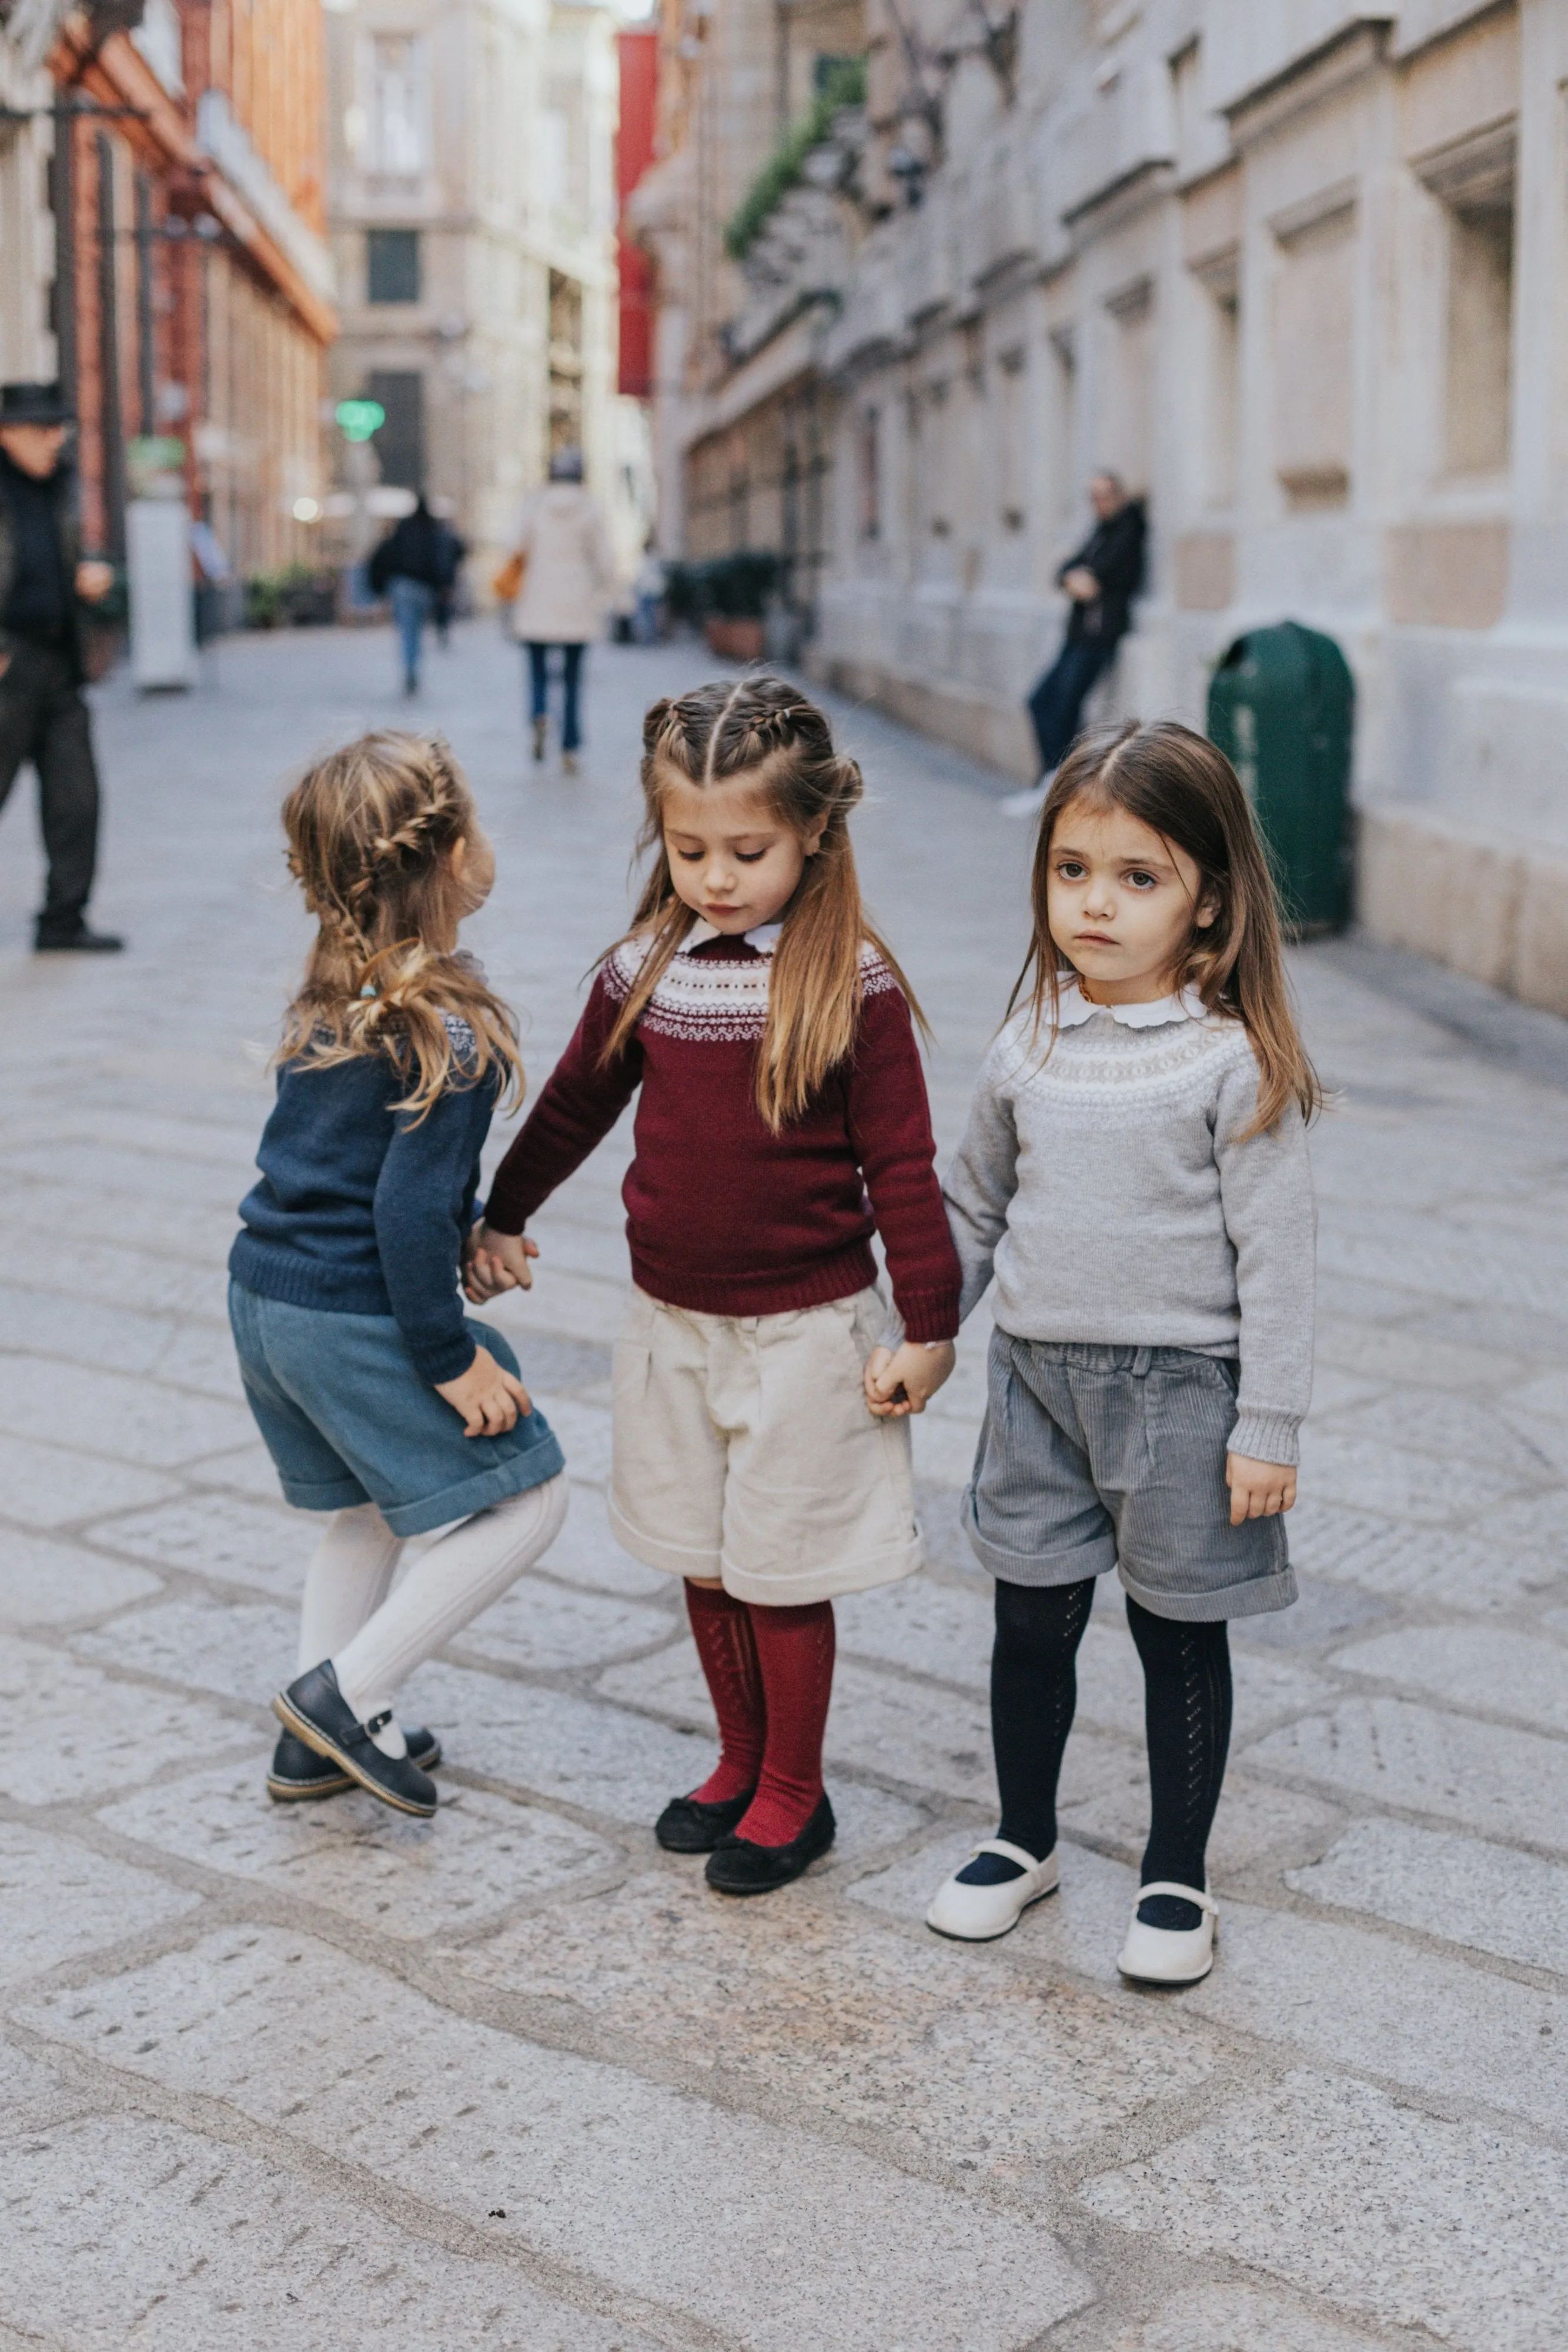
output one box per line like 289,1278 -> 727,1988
409,1329 -> 479,1387
894,1286 -> 961,1345
1228,1408 -> 1301,1467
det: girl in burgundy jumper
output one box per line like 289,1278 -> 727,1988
468,677 -> 961,1892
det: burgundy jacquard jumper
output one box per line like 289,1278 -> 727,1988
483,929 -> 962,1342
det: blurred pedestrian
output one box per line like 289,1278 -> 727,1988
504,448 -> 615,774
0,381 -> 121,952
1003,473 -> 1146,818
429,500 -> 466,649
632,536 -> 665,644
367,493 -> 452,696
230,730 -> 567,1816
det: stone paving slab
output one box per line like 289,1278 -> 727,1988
1243,1695 -> 1568,1849
0,1529 -> 162,1626
0,2110 -> 673,2352
0,1637 -> 252,1805
1289,1816 -> 1568,1975
0,1820 -> 200,1984
96,1769 -> 621,1940
1082,2067 -> 1568,2349
17,1925 -> 1092,2351
452,1865 -> 1217,2169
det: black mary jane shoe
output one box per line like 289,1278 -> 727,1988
272,1662 -> 437,1819
267,1724 -> 442,1803
704,1793 -> 837,1895
654,1787 -> 756,1854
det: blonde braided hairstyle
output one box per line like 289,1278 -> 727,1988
603,676 -> 927,1130
276,730 -> 522,1123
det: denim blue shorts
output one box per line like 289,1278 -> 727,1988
229,1281 -> 566,1538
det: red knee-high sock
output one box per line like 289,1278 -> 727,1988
684,1582 -> 765,1804
736,1599 -> 835,1847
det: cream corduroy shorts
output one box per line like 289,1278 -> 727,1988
608,1285 -> 924,1605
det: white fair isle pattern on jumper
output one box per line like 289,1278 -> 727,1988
942,991 -> 1318,1467
601,929 -> 901,1046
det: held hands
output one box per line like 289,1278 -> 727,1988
463,1221 -> 539,1304
436,1345 -> 532,1436
864,1340 -> 956,1419
1225,1452 -> 1297,1528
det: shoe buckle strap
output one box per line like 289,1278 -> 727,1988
363,1709 -> 393,1737
1138,1880 -> 1218,1917
972,1839 -> 1047,1873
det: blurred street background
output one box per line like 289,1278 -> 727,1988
4,2 -> 1568,2348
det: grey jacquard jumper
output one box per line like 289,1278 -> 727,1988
941,986 -> 1316,1466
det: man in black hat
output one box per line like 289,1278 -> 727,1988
0,381 -> 122,951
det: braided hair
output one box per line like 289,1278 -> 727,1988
276,730 -> 522,1122
604,676 -> 926,1129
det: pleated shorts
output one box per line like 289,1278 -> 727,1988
964,1332 -> 1296,1622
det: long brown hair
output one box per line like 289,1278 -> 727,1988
1015,720 -> 1323,1134
277,730 -> 522,1122
603,676 -> 925,1130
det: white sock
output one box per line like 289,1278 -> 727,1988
297,1502 -> 403,1674
333,1476 -> 569,1726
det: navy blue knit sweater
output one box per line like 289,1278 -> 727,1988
229,1026 -> 496,1385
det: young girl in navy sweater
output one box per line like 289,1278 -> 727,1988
230,731 -> 566,1818
468,677 -> 961,1891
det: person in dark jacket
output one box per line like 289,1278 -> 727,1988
367,493 -> 460,695
0,381 -> 121,950
1005,474 -> 1146,818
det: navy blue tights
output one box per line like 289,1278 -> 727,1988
959,1577 -> 1233,1932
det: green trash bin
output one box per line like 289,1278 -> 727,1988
1206,620 -> 1353,935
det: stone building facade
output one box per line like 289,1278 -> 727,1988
324,0 -> 643,587
643,1 -> 1568,1015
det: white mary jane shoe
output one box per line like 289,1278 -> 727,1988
1116,1882 -> 1219,1984
926,1840 -> 1059,1942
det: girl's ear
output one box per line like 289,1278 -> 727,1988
803,819 -> 828,857
1195,890 -> 1221,931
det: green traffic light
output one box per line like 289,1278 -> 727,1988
336,399 -> 386,442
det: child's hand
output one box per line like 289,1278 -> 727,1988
1225,1453 -> 1296,1526
463,1222 -> 538,1302
864,1340 -> 956,1418
436,1345 -> 533,1436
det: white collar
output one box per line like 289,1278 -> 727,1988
685,919 -> 783,956
1053,978 -> 1208,1030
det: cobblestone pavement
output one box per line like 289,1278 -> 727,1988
3,621 -> 1567,2351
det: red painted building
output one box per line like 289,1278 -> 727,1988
616,27 -> 657,401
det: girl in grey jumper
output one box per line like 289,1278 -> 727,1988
868,720 -> 1321,1984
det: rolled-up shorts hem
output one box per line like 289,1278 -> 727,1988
277,1469 -> 374,1515
962,1488 -> 1118,1586
609,1489 -> 922,1603
1118,1560 -> 1298,1623
375,1438 -> 566,1538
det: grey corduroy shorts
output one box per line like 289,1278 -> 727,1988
963,1333 -> 1296,1622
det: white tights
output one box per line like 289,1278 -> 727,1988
297,1477 -> 569,1738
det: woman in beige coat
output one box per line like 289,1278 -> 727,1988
508,449 -> 616,772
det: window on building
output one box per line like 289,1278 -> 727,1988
369,35 -> 426,178
366,230 -> 420,305
1048,326 -> 1077,529
1191,252 -> 1240,507
996,348 -> 1027,533
1102,278 -> 1154,496
366,370 -> 424,490
1272,198 -> 1355,509
549,270 -> 584,457
1412,125 -> 1515,476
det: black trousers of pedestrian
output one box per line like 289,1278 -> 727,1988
1026,633 -> 1117,777
0,640 -> 101,936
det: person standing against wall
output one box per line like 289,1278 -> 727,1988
506,449 -> 615,775
0,382 -> 122,953
1004,474 -> 1146,819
